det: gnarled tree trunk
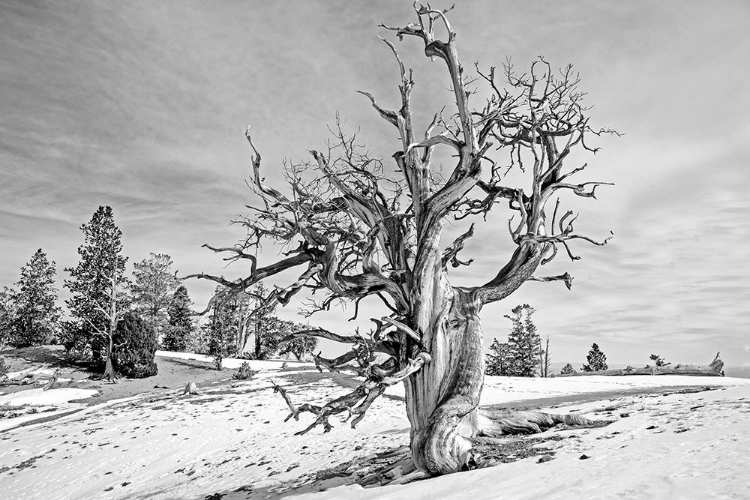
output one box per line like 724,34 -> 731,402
404,241 -> 597,474
407,287 -> 484,473
406,281 -> 601,474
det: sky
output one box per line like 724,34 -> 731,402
1,0 -> 748,367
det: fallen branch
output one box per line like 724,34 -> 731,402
271,351 -> 431,434
271,379 -> 301,421
559,353 -> 724,377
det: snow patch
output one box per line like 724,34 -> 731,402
0,388 -> 98,407
155,350 -> 315,371
481,374 -> 750,405
2,372 -> 749,499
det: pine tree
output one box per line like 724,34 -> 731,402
207,286 -> 245,369
67,265 -> 129,382
277,322 -> 319,361
236,283 -> 279,359
185,323 -> 211,355
505,304 -> 541,377
0,287 -> 15,346
10,249 -> 61,347
130,253 -> 180,339
210,282 -> 287,360
207,285 -> 294,364
63,206 -> 129,359
248,314 -> 288,360
560,363 -> 577,375
485,338 -> 511,376
582,343 -> 608,372
112,312 -> 158,378
162,285 -> 194,352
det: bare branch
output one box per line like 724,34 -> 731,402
271,380 -> 300,421
278,327 -> 361,345
245,126 -> 290,205
271,349 -> 431,435
442,223 -> 475,268
201,244 -> 258,274
406,133 -> 462,155
380,316 -> 422,344
528,272 -> 573,290
357,91 -> 399,128
380,351 -> 431,385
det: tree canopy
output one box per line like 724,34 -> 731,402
63,206 -> 129,358
131,253 -> 180,337
583,342 -> 608,372
162,285 -> 195,352
9,249 -> 61,347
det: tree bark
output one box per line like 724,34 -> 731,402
102,320 -> 118,383
254,319 -> 261,358
406,286 -> 483,474
102,272 -> 119,383
103,350 -> 117,382
405,287 -> 601,474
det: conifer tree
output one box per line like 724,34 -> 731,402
237,283 -> 280,359
10,249 -> 61,346
185,323 -> 211,355
560,363 -> 576,375
505,304 -> 541,377
64,206 -> 129,359
207,286 -> 246,369
279,321 -> 318,361
582,343 -> 608,372
162,285 -> 194,351
112,312 -> 158,378
247,314 -> 287,359
277,322 -> 319,361
485,338 -> 511,376
131,253 -> 180,338
0,287 -> 16,346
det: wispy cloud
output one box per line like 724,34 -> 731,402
1,0 -> 748,367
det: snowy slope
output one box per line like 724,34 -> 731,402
298,384 -> 750,500
0,363 -> 747,500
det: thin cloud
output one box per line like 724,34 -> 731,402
1,1 -> 748,368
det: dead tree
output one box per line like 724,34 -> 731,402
540,336 -> 551,378
186,5 -> 616,476
84,270 -> 126,382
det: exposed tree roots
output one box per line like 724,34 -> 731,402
102,356 -> 119,384
478,408 -> 609,436
270,372 -> 611,480
306,417 -> 603,490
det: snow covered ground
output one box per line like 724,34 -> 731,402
305,383 -> 750,500
480,373 -> 747,405
154,350 -> 316,371
0,360 -> 747,500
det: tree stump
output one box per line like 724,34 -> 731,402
183,382 -> 201,395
